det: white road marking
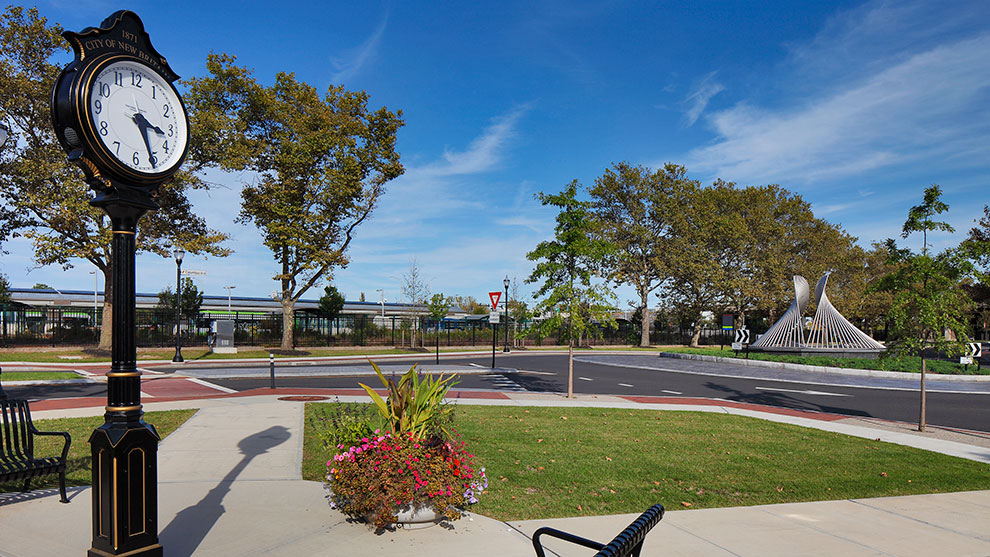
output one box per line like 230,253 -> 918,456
661,390 -> 682,395
755,386 -> 851,397
468,363 -> 484,368
578,377 -> 593,381
618,383 -> 635,388
188,377 -> 239,394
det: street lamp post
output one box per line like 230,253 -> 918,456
503,276 -> 510,353
90,270 -> 99,342
376,288 -> 385,324
172,249 -> 184,363
224,285 -> 236,314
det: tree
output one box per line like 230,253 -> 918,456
507,277 -> 529,347
0,272 -> 9,344
318,284 -> 346,322
401,258 -> 430,348
873,185 -> 974,432
590,162 -> 696,347
31,283 -> 52,290
963,204 -> 990,275
0,7 -> 230,349
428,293 -> 451,364
183,54 -> 404,351
661,180 -> 731,346
526,180 -> 616,398
156,277 -> 203,321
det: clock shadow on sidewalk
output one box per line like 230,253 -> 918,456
158,425 -> 291,554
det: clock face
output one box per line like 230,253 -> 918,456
87,59 -> 188,176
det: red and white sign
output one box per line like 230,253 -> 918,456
488,291 -> 501,311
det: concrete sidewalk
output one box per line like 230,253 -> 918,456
2,393 -> 990,556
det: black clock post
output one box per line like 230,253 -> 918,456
51,11 -> 189,557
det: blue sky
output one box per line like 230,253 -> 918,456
4,0 -> 989,309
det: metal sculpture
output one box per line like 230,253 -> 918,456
752,275 -> 809,349
753,273 -> 884,353
806,274 -> 885,350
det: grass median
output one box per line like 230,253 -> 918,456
664,346 -> 987,375
0,409 -> 197,495
1,371 -> 84,381
303,403 -> 990,521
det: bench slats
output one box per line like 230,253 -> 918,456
0,399 -> 71,503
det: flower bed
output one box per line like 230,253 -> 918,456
328,429 -> 487,528
318,362 -> 488,528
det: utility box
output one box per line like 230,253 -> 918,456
210,319 -> 237,354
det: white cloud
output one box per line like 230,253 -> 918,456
685,33 -> 990,186
330,11 -> 389,84
416,105 -> 530,177
682,71 -> 724,126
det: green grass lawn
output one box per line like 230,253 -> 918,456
1,371 -> 84,381
303,403 -> 990,521
0,409 -> 197,494
665,346 -> 986,375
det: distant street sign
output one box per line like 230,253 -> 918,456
960,356 -> 974,365
489,311 -> 500,324
489,291 -> 501,311
734,329 -> 750,345
968,342 -> 982,358
731,342 -> 743,350
722,314 -> 733,330
181,269 -> 206,276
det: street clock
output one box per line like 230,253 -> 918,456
51,10 -> 188,205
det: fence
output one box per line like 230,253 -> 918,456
0,304 -> 783,349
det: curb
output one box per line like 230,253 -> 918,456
659,352 -> 990,382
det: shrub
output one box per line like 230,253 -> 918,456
327,430 -> 487,528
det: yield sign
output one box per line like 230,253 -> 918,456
489,291 -> 502,311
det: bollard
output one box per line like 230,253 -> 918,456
269,353 -> 276,389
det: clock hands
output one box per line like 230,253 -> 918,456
131,111 -> 166,168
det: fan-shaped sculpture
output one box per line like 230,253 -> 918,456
751,276 -> 809,349
752,273 -> 884,358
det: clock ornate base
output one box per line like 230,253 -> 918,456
87,203 -> 162,557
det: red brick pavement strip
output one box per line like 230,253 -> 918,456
25,387 -> 511,412
25,387 -> 851,424
620,395 -> 849,421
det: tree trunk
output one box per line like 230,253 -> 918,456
918,347 -> 927,432
690,325 -> 702,348
281,302 -> 295,351
640,293 -> 651,347
98,272 -> 112,350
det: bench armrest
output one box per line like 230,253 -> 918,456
31,429 -> 72,462
532,503 -> 664,557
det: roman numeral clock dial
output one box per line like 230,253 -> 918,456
90,60 -> 186,174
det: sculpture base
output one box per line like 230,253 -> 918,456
750,346 -> 884,360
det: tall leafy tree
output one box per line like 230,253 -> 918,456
873,185 -> 974,432
184,54 -> 404,350
156,277 -> 203,321
590,162 -> 696,346
0,7 -> 229,349
662,180 -> 734,347
527,180 -> 616,398
963,204 -> 990,275
318,284 -> 346,323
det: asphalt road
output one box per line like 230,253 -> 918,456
177,352 -> 990,433
7,352 -> 989,432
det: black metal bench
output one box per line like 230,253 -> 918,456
0,370 -> 71,503
533,504 -> 665,557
